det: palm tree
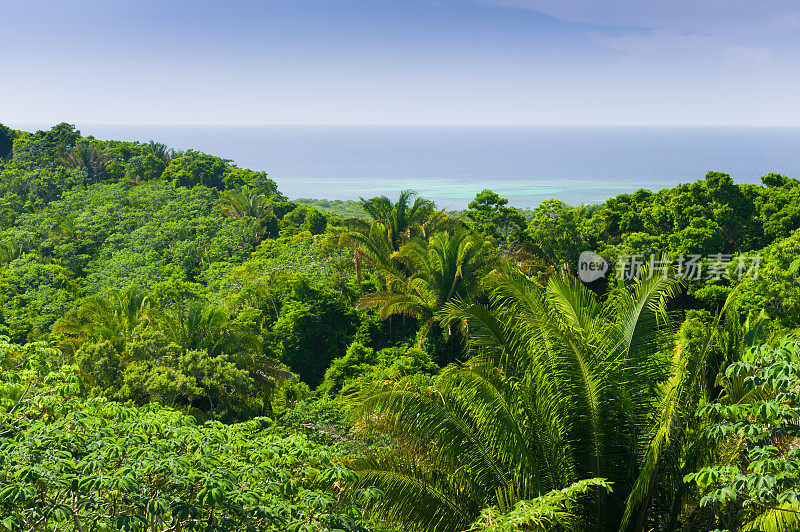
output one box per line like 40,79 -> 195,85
359,190 -> 436,252
219,185 -> 272,219
60,142 -> 111,184
155,301 -> 292,409
145,140 -> 175,165
358,230 -> 491,347
620,290 -> 770,532
154,301 -> 259,357
337,190 -> 444,285
54,287 -> 152,354
337,219 -> 397,285
0,242 -> 23,266
347,271 -> 682,531
417,208 -> 460,241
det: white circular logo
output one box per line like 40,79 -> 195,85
578,251 -> 609,283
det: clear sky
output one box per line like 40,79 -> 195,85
2,0 -> 798,125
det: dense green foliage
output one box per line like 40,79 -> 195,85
1,122 -> 799,531
0,340 -> 385,531
685,336 -> 800,531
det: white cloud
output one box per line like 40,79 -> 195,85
485,0 -> 787,67
484,0 -> 800,38
587,30 -> 773,67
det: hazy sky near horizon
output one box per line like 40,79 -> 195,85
2,0 -> 799,126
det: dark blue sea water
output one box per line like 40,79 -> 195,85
16,124 -> 800,209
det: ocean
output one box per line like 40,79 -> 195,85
14,124 -> 800,209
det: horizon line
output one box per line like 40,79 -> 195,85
7,122 -> 800,129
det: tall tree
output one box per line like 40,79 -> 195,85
337,190 -> 439,285
359,230 -> 492,350
466,189 -> 527,249
359,189 -> 436,252
525,199 -> 594,269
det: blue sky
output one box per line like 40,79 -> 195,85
1,0 -> 798,125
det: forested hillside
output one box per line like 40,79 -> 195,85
1,123 -> 799,531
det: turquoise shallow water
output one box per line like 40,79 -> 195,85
16,124 -> 800,209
